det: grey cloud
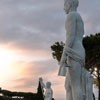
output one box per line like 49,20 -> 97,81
0,0 -> 100,46
0,0 -> 65,51
1,0 -> 100,52
79,0 -> 100,35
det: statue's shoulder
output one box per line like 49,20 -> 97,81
67,12 -> 80,21
67,12 -> 77,19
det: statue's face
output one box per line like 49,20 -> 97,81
64,1 -> 71,14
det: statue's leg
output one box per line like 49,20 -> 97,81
68,60 -> 83,100
65,74 -> 73,100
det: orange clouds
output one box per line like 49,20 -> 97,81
1,59 -> 65,99
0,45 -> 66,100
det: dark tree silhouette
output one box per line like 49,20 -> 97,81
37,81 -> 44,100
51,41 -> 65,62
83,33 -> 100,100
0,81 -> 44,100
50,33 -> 100,100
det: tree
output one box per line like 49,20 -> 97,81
83,33 -> 100,100
37,81 -> 44,100
1,90 -> 37,99
50,33 -> 100,100
51,41 -> 65,62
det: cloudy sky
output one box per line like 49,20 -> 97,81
0,0 -> 100,100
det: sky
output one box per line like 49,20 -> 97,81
0,0 -> 100,100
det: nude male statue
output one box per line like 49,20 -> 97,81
58,0 -> 93,100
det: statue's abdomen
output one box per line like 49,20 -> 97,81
72,38 -> 85,60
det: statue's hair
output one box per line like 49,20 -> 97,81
64,0 -> 79,8
46,81 -> 51,86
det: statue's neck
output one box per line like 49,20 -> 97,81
69,7 -> 77,13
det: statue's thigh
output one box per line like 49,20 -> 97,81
65,75 -> 71,91
68,59 -> 82,84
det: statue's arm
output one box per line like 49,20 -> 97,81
41,81 -> 46,89
65,13 -> 76,48
60,13 -> 76,65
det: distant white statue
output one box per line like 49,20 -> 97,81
58,0 -> 93,100
39,78 -> 53,100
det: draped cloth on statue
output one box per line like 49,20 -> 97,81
58,47 -> 93,100
58,47 -> 85,76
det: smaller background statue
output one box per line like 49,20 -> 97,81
39,77 -> 53,100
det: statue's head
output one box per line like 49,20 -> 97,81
39,77 -> 43,82
46,82 -> 51,88
64,0 -> 79,14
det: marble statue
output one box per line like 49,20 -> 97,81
39,78 -> 53,100
58,0 -> 93,100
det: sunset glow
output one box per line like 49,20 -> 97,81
0,48 -> 19,81
0,48 -> 17,65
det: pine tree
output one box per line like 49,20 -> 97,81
37,81 -> 44,100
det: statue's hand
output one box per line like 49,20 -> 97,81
60,54 -> 70,67
60,58 -> 67,67
60,53 -> 67,65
